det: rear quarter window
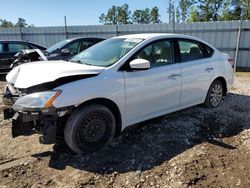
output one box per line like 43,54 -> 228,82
178,40 -> 206,62
204,45 -> 214,57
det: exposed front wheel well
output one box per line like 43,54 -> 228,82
76,98 -> 122,137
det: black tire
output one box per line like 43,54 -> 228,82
64,104 -> 116,154
204,80 -> 224,108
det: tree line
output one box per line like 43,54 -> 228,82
100,0 -> 250,25
0,17 -> 34,28
1,1 -> 249,28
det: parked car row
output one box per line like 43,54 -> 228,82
2,33 -> 234,154
0,37 -> 104,73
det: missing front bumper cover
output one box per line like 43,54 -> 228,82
11,112 -> 58,144
12,113 -> 36,138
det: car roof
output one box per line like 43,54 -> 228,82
115,33 -> 197,40
0,40 -> 35,43
0,40 -> 46,49
64,37 -> 104,41
115,33 -> 216,50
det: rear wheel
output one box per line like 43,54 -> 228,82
64,104 -> 116,154
204,80 -> 224,108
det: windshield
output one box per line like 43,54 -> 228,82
46,39 -> 71,53
71,38 -> 143,67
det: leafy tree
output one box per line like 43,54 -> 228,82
179,0 -> 195,22
219,0 -> 249,20
167,0 -> 175,23
117,4 -> 131,24
150,6 -> 161,23
29,24 -> 35,28
193,0 -> 224,21
15,17 -> 28,27
132,8 -> 151,24
241,0 -> 250,19
99,6 -> 118,25
187,6 -> 200,22
99,13 -> 107,24
176,7 -> 181,22
232,1 -> 242,20
220,0 -> 232,20
99,4 -> 131,25
0,19 -> 14,28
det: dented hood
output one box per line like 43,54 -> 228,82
6,60 -> 105,89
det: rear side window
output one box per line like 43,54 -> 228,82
178,40 -> 206,62
8,43 -> 30,53
80,41 -> 94,52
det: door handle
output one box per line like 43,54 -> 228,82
204,67 -> 214,72
168,74 -> 180,80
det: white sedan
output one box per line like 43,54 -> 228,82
3,34 -> 234,154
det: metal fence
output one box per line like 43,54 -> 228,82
0,20 -> 249,69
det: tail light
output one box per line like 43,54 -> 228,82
228,58 -> 235,68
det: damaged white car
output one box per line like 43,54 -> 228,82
3,34 -> 234,154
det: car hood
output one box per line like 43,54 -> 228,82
6,60 -> 105,89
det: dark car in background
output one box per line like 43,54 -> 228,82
0,40 -> 46,73
45,37 -> 104,60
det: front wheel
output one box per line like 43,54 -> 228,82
64,104 -> 116,154
204,80 -> 224,108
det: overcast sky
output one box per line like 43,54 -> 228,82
0,0 -> 170,26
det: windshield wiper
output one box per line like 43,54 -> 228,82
70,59 -> 83,64
70,59 -> 95,66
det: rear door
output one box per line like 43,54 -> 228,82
123,39 -> 181,124
177,39 -> 215,106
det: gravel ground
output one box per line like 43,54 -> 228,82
0,73 -> 249,188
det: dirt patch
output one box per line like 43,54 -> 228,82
0,73 -> 249,188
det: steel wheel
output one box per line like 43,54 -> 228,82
64,104 -> 116,154
77,113 -> 110,149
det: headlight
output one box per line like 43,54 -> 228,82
13,90 -> 62,112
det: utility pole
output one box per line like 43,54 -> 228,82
64,16 -> 68,39
234,19 -> 243,74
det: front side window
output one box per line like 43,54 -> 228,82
8,43 -> 30,53
46,39 -> 70,53
67,41 -> 80,54
178,40 -> 206,62
71,38 -> 143,67
133,40 -> 174,68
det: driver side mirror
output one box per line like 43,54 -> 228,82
61,48 -> 71,55
129,59 -> 150,70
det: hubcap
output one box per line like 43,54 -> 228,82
79,114 -> 106,143
210,84 -> 223,107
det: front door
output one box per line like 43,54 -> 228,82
123,39 -> 181,124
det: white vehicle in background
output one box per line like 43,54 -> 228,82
3,34 -> 234,154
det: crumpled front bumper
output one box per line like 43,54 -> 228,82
2,88 -> 59,144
